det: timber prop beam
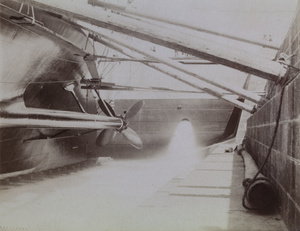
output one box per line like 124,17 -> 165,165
87,32 -> 256,113
12,0 -> 287,81
86,30 -> 262,104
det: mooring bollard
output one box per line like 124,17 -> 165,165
236,144 -> 278,212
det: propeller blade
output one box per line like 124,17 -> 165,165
98,99 -> 116,117
95,129 -> 116,146
125,100 -> 145,120
121,127 -> 143,149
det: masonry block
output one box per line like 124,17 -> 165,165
293,75 -> 300,118
279,122 -> 293,156
270,93 -> 281,123
287,158 -> 297,196
277,153 -> 288,189
296,10 -> 300,33
247,113 -> 254,127
281,83 -> 294,122
281,189 -> 290,226
260,100 -> 271,125
293,208 -> 300,231
291,35 -> 299,54
247,127 -> 253,138
292,119 -> 300,160
295,60 -> 300,70
287,200 -> 296,231
293,159 -> 300,206
264,124 -> 278,147
273,123 -> 282,152
295,48 -> 300,69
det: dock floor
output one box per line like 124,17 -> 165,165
0,143 -> 287,231
121,145 -> 288,231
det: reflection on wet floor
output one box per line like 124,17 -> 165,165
0,120 -> 288,231
0,143 -> 209,231
0,158 -> 106,188
0,143 -> 288,231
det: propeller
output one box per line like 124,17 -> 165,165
95,98 -> 145,149
74,51 -> 144,149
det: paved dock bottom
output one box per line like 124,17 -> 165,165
121,145 -> 288,231
0,143 -> 288,231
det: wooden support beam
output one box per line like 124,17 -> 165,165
87,30 -> 262,105
88,34 -> 255,113
12,0 -> 287,81
88,0 -> 279,50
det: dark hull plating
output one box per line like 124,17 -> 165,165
0,1 -> 98,176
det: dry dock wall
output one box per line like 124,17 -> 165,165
245,5 -> 300,231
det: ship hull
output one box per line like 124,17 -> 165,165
0,1 -> 98,177
99,98 -> 239,158
0,1 -> 241,177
